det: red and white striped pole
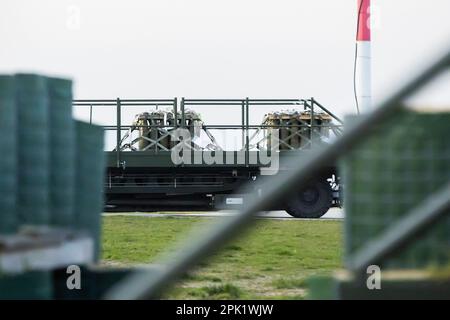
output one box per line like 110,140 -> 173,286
356,0 -> 372,112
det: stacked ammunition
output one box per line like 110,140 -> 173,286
133,112 -> 152,150
177,109 -> 203,150
262,110 -> 332,150
0,74 -> 105,299
134,108 -> 203,151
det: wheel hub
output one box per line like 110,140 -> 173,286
300,187 -> 319,204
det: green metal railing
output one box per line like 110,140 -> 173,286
73,97 -> 344,168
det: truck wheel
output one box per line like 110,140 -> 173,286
285,180 -> 332,218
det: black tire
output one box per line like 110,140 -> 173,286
285,180 -> 332,218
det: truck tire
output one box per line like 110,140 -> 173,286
285,180 -> 332,218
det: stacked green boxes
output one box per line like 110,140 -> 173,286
74,121 -> 105,261
0,76 -> 17,234
47,77 -> 75,227
342,110 -> 450,269
16,74 -> 50,226
0,74 -> 105,299
11,74 -> 52,299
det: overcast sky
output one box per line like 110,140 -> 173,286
1,0 -> 449,145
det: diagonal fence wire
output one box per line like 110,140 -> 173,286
104,49 -> 450,300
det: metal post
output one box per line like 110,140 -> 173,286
116,97 -> 121,168
310,97 -> 315,147
241,101 -> 245,150
89,105 -> 93,124
245,97 -> 249,166
174,97 -> 178,129
181,97 -> 185,128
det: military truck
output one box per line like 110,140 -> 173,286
73,98 -> 343,218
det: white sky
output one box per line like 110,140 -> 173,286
1,0 -> 449,148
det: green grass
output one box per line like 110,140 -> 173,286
185,283 -> 243,300
101,216 -> 342,299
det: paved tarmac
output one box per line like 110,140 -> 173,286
103,207 -> 344,220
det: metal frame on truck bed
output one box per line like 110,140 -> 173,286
73,98 -> 343,218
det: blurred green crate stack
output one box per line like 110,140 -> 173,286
342,110 -> 450,269
15,74 -> 50,225
74,121 -> 105,261
0,76 -> 17,234
0,73 -> 105,299
47,77 -> 75,227
0,74 -> 53,299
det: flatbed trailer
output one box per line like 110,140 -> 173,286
73,98 -> 344,218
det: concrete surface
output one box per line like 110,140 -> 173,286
103,207 -> 344,220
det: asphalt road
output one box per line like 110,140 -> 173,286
103,207 -> 344,220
